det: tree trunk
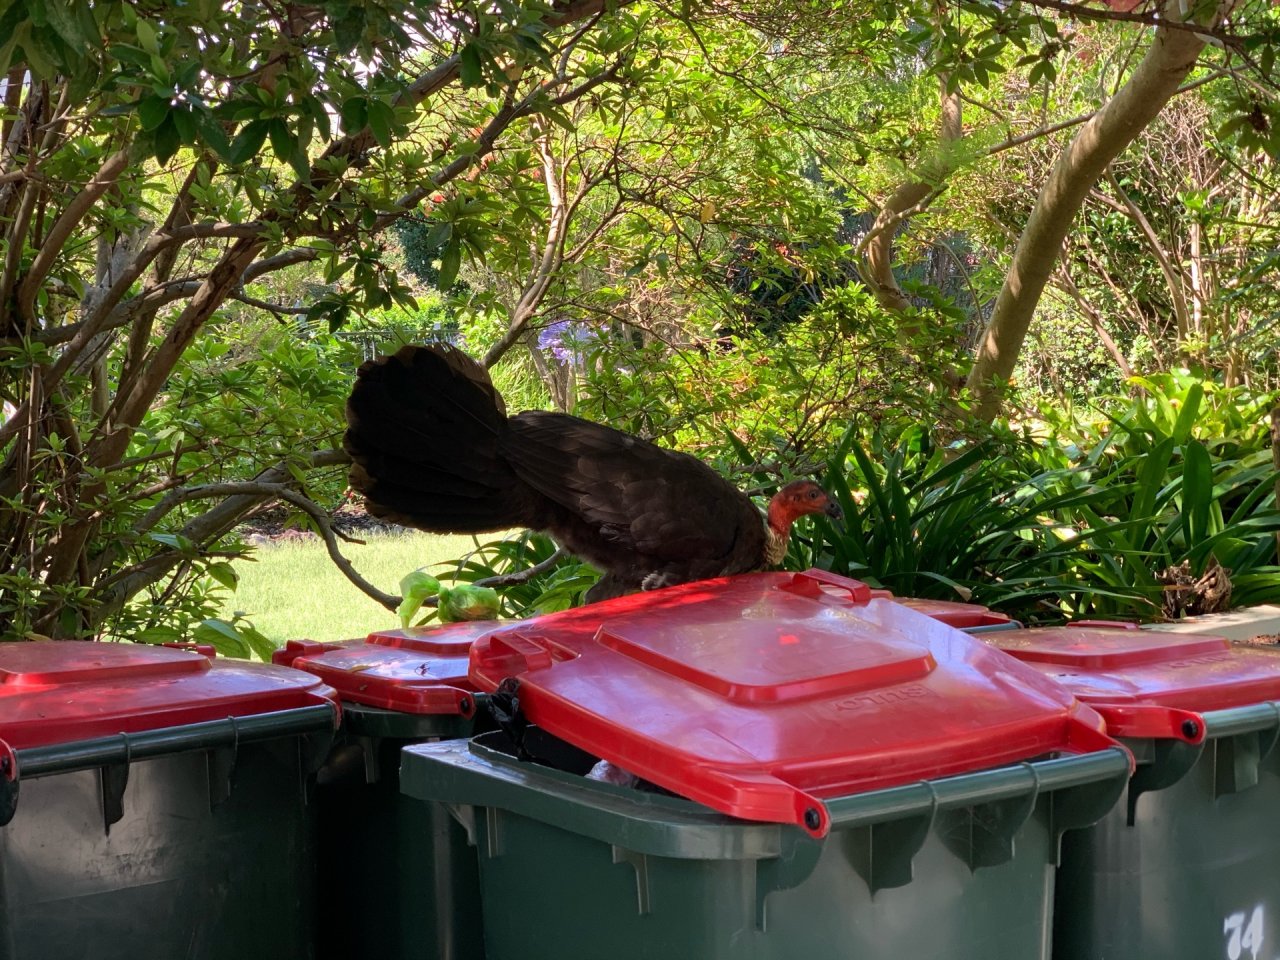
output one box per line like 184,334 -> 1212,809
860,75 -> 962,328
965,18 -> 1213,421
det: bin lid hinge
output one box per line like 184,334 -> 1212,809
1213,726 -> 1279,799
299,722 -> 336,777
1047,763 -> 1129,864
848,807 -> 935,895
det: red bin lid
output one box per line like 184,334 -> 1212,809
888,596 -> 1012,629
986,623 -> 1280,738
0,642 -> 338,751
812,570 -> 1014,629
272,621 -> 495,716
466,569 -> 1118,837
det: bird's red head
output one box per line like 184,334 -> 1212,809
766,480 -> 842,532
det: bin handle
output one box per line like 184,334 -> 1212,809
1201,700 -> 1280,740
782,569 -> 872,604
271,638 -> 327,667
822,748 -> 1133,831
161,641 -> 217,658
473,632 -> 557,675
10,704 -> 338,780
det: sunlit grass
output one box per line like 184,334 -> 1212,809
219,530 -> 490,644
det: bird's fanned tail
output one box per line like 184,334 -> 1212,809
344,345 -> 538,532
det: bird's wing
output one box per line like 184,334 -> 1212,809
502,411 -> 762,565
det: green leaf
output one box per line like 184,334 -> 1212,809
367,99 -> 393,147
17,25 -> 58,77
135,626 -> 185,645
267,117 -> 293,161
149,531 -> 194,552
193,619 -> 249,658
171,106 -> 198,144
305,95 -> 332,141
153,114 -> 181,164
135,17 -> 159,54
206,561 -> 239,591
228,119 -> 269,164
459,44 -> 484,87
438,241 -> 462,289
43,0 -> 86,48
196,110 -> 233,159
136,93 -> 169,132
235,621 -> 279,662
1182,440 -> 1213,548
0,32 -> 19,78
1170,383 -> 1203,444
333,6 -> 365,52
338,96 -> 367,133
540,103 -> 576,132
76,1 -> 102,50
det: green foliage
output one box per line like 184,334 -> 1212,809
0,328 -> 351,642
1,0 -> 635,642
394,217 -> 473,296
793,381 -> 1280,622
431,531 -> 599,619
7,0 -> 1280,647
577,286 -> 962,467
789,426 -> 1098,616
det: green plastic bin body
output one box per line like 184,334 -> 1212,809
274,629 -> 499,960
0,706 -> 336,960
315,704 -> 482,960
1054,704 -> 1280,960
986,623 -> 1280,960
402,734 -> 1132,960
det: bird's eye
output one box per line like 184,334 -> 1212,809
808,489 -> 818,499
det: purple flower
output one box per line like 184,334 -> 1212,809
537,320 -> 594,364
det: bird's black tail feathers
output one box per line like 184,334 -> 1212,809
344,344 -> 537,532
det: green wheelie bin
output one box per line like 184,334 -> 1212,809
400,569 -> 1132,960
274,622 -> 502,960
988,620 -> 1280,960
0,640 -> 339,960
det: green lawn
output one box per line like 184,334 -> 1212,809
220,530 -> 488,644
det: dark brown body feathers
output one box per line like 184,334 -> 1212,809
344,344 -> 832,601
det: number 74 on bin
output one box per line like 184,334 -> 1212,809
1225,906 -> 1265,960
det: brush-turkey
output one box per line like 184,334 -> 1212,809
344,344 -> 842,602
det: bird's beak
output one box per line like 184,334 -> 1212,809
824,499 -> 843,521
